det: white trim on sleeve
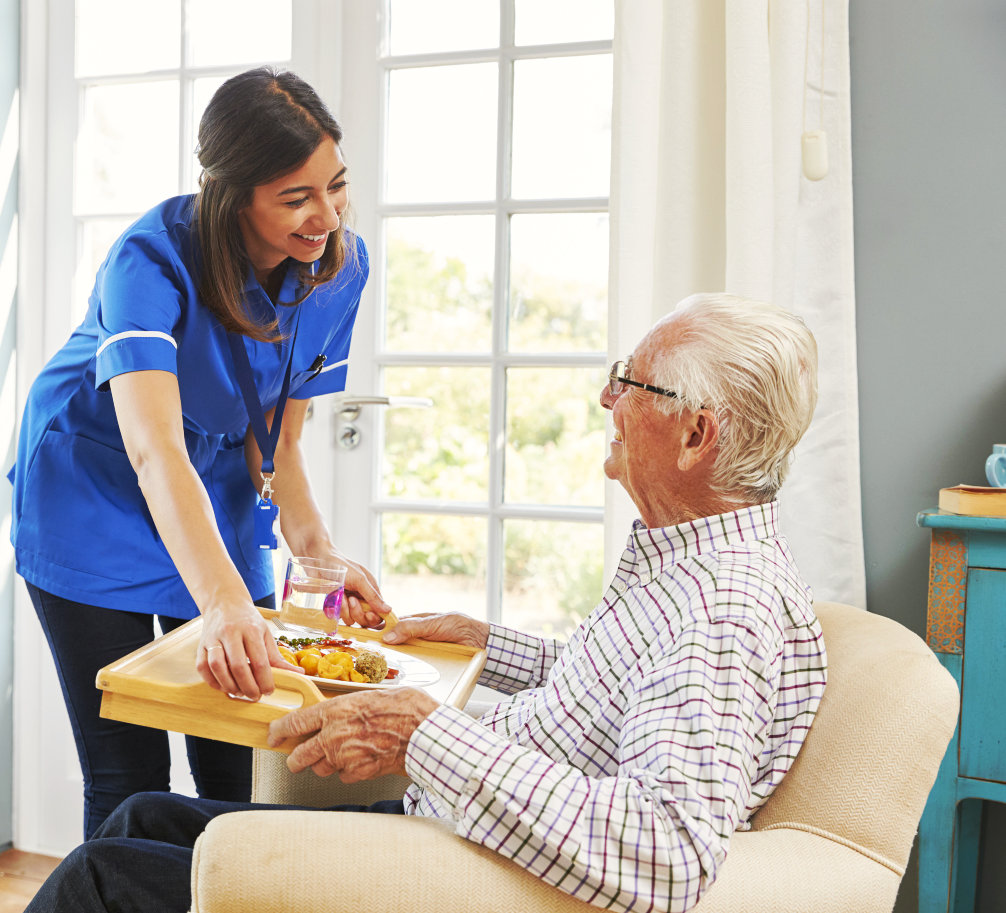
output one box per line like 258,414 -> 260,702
318,357 -> 348,375
96,330 -> 178,358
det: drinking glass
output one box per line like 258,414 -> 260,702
279,557 -> 348,631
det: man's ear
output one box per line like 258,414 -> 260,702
676,409 -> 719,472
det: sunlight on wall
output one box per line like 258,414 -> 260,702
0,89 -> 14,189
0,78 -> 18,849
1,89 -> 19,528
0,212 -> 16,470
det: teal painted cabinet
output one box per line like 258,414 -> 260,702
917,510 -> 1006,912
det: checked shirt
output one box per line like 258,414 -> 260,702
403,502 -> 827,913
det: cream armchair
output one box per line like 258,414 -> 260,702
189,602 -> 959,913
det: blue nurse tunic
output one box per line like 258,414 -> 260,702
8,194 -> 369,619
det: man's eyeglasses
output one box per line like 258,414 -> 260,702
608,360 -> 678,400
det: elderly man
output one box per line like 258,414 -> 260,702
26,294 -> 826,913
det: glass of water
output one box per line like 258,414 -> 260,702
279,557 -> 348,631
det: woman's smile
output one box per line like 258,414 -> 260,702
293,230 -> 330,249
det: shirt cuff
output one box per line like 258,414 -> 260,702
405,704 -> 510,819
480,624 -> 554,692
95,332 -> 178,390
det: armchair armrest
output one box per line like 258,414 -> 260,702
190,809 -> 597,913
190,811 -> 901,913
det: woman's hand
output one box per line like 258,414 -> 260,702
323,550 -> 396,629
197,599 -> 302,700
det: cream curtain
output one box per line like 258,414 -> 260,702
606,0 -> 864,607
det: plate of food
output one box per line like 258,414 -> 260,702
270,625 -> 440,693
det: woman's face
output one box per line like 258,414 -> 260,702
238,139 -> 349,279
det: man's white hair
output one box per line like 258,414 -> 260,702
649,293 -> 819,503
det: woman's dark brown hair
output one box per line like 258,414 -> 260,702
194,67 -> 349,341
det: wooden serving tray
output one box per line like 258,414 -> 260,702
96,611 -> 487,754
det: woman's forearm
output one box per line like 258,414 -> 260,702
245,397 -> 393,618
111,371 -> 251,616
111,370 -> 297,699
136,448 -> 253,612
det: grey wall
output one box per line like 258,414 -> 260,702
0,0 -> 18,852
850,1 -> 1006,911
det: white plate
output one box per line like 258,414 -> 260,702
268,622 -> 440,693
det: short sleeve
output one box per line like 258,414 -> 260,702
93,231 -> 185,391
290,236 -> 370,400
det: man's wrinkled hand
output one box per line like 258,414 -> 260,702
380,612 -> 489,650
267,687 -> 439,782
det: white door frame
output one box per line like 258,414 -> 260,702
11,0 -> 341,855
13,0 -> 86,857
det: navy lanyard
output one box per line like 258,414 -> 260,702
226,310 -> 302,498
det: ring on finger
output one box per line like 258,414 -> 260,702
206,644 -> 223,653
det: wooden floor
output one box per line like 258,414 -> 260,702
0,849 -> 61,913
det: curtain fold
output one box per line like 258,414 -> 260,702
608,0 -> 865,607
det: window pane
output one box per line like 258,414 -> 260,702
382,366 -> 490,502
504,366 -> 606,506
76,0 -> 181,76
385,216 -> 494,352
76,217 -> 133,318
381,514 -> 488,621
514,0 -> 614,46
389,0 -> 498,55
76,82 -> 180,215
186,0 -> 292,67
503,519 -> 603,637
187,76 -> 230,192
512,55 -> 612,199
386,64 -> 497,203
193,76 -> 229,132
509,213 -> 608,352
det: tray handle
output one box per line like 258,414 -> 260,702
272,669 -> 327,707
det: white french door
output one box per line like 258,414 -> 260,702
16,0 -> 328,855
327,0 -> 613,636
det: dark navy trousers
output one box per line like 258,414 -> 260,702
25,792 -> 406,913
27,582 -> 267,838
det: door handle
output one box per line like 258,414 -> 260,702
331,394 -> 434,450
332,394 -> 433,422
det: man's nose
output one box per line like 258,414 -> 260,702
600,384 -> 616,411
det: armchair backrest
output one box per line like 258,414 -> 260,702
751,601 -> 959,871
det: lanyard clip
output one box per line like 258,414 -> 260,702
260,471 -> 275,501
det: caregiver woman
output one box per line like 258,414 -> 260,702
7,67 -> 392,838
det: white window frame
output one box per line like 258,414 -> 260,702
335,1 -> 613,626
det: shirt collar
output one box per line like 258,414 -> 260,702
624,501 -> 781,585
242,261 -> 307,326
242,267 -> 276,324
